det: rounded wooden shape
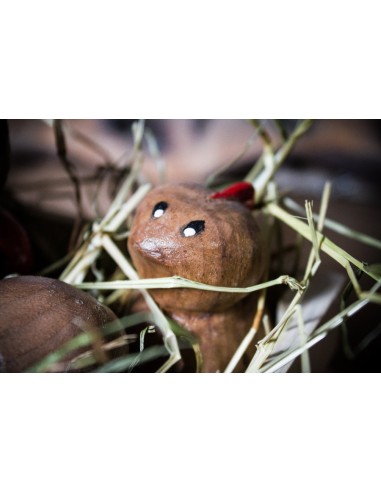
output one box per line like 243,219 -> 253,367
0,276 -> 117,372
128,183 -> 263,313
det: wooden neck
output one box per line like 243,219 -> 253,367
168,294 -> 258,373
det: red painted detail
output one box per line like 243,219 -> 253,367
210,182 -> 255,209
0,208 -> 35,276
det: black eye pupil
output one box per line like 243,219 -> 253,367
152,201 -> 168,217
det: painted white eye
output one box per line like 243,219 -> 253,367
181,220 -> 205,237
183,227 -> 196,237
152,201 -> 168,219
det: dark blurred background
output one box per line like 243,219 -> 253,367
1,119 -> 380,372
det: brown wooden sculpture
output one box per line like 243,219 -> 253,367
0,276 -> 118,372
128,182 -> 263,372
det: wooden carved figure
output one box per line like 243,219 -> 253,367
128,182 -> 263,372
